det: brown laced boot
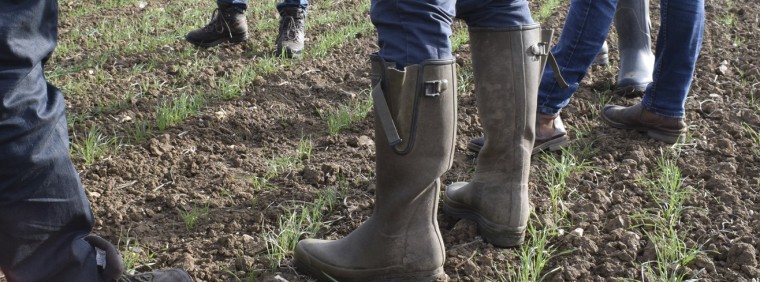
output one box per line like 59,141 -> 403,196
445,25 -> 549,247
84,235 -> 193,282
293,55 -> 456,281
275,7 -> 306,58
600,102 -> 686,143
185,3 -> 247,47
467,112 -> 568,154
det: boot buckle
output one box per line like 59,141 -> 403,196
424,80 -> 448,97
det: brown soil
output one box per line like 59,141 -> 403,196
13,0 -> 758,281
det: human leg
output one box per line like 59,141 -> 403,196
613,0 -> 655,97
601,0 -> 704,143
293,1 -> 456,281
0,1 -> 191,281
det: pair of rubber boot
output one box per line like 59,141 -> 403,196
185,3 -> 305,58
594,0 -> 655,97
293,24 -> 549,281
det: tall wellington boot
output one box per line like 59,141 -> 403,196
613,0 -> 654,97
294,55 -> 457,282
444,25 -> 545,247
592,41 -> 610,66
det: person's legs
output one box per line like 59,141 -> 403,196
537,0 -> 616,116
276,0 -> 307,11
600,0 -> 704,144
293,0 -> 456,280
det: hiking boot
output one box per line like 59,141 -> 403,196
467,113 -> 569,154
185,3 -> 247,47
84,235 -> 193,282
275,7 -> 306,58
600,102 -> 686,144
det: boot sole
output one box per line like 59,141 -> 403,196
294,244 -> 447,282
600,111 -> 686,144
442,201 -> 525,248
186,35 -> 247,48
613,83 -> 647,98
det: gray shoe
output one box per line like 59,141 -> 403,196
185,4 -> 247,47
275,7 -> 306,58
85,235 -> 193,282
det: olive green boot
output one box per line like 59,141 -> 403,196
294,55 -> 457,281
444,25 -> 546,247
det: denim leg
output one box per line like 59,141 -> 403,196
277,0 -> 309,13
641,0 -> 704,118
455,0 -> 534,27
0,0 -> 101,281
217,0 -> 247,10
536,0 -> 616,115
370,0 -> 455,67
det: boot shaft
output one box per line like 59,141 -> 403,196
468,25 -> 543,178
369,55 -> 457,221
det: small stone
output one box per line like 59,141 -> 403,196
571,228 -> 584,237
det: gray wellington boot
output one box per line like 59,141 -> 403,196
613,0 -> 654,97
444,25 -> 546,248
592,41 -> 610,66
294,55 -> 457,282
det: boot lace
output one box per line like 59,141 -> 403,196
278,14 -> 303,41
202,8 -> 234,38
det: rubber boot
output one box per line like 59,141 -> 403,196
185,3 -> 248,47
592,41 -> 610,66
613,0 -> 654,97
294,55 -> 457,282
444,25 -> 544,247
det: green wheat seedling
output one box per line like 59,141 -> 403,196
632,151 -> 703,281
743,123 -> 760,155
119,237 -> 157,275
451,27 -> 469,52
457,64 -> 475,97
297,137 -> 314,161
325,90 -> 373,136
155,93 -> 205,132
266,154 -> 302,179
178,202 -> 210,231
250,175 -> 274,192
503,222 -> 570,282
263,188 -> 338,269
533,0 -> 563,22
129,120 -> 151,143
71,126 -> 119,166
539,148 -> 590,226
718,1 -> 737,27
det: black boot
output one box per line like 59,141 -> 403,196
185,3 -> 247,48
275,7 -> 306,58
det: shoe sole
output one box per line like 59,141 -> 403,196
186,35 -> 247,48
294,244 -> 448,282
442,201 -> 525,248
613,83 -> 647,98
467,135 -> 569,155
600,111 -> 685,144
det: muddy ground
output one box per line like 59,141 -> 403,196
10,0 -> 759,281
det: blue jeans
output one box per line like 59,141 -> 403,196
1,0 -> 101,281
538,0 -> 704,118
219,0 -> 309,12
370,0 -> 534,67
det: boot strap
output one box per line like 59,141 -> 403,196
532,29 -> 569,88
372,82 -> 402,146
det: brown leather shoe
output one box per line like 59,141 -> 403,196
467,113 -> 569,154
185,4 -> 248,47
600,102 -> 686,144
